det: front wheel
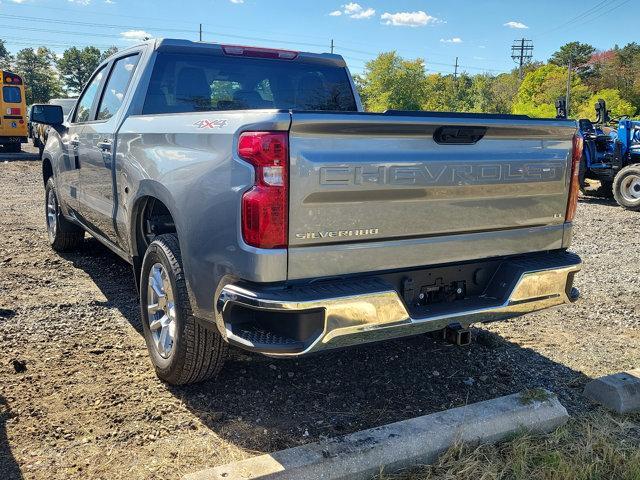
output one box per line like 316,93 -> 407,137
140,233 -> 228,385
613,164 -> 640,211
45,178 -> 84,251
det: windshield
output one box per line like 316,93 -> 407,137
143,52 -> 357,114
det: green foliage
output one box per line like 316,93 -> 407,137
0,39 -> 12,71
550,41 -> 595,67
2,37 -> 640,122
356,51 -> 427,111
512,63 -> 589,118
56,46 -> 102,94
577,89 -> 636,120
14,47 -> 62,104
100,46 -> 119,62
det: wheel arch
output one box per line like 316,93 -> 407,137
129,182 -> 181,287
42,156 -> 53,186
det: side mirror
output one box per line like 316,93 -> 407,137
30,104 -> 64,126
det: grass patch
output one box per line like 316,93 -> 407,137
377,410 -> 640,480
519,388 -> 553,405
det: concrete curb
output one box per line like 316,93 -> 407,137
183,389 -> 568,480
584,369 -> 640,413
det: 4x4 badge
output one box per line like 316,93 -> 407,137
193,119 -> 227,129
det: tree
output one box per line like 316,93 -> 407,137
0,39 -> 13,71
577,89 -> 636,120
489,72 -> 520,113
550,42 -> 595,68
355,52 -> 427,111
57,46 -> 102,94
14,47 -> 62,104
100,46 -> 119,62
512,64 -> 590,118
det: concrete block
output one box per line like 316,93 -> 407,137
183,389 -> 568,480
584,369 -> 640,414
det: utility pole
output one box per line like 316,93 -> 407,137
199,23 -> 202,42
511,38 -> 534,80
565,54 -> 573,116
453,56 -> 459,78
330,39 -> 334,54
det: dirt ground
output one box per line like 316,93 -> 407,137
1,146 -> 639,480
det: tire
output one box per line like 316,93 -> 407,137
5,143 -> 20,153
45,178 -> 84,251
38,144 -> 44,159
140,233 -> 228,385
613,164 -> 640,211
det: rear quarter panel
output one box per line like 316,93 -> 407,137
117,110 -> 291,321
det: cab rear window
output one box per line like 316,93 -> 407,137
3,86 -> 21,103
143,52 -> 357,114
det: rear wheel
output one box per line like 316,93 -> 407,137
140,233 -> 228,385
45,178 -> 84,251
613,164 -> 640,211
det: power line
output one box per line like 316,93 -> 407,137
0,11 -> 509,75
534,0 -> 631,38
567,0 -> 632,30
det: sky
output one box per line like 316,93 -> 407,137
0,0 -> 637,76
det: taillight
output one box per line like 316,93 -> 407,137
9,107 -> 20,115
239,131 -> 288,249
566,134 -> 583,222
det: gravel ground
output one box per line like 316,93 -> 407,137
1,150 -> 639,480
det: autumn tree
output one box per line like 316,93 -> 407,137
57,46 -> 102,94
14,47 -> 62,104
512,64 -> 590,118
577,89 -> 636,120
355,52 -> 427,111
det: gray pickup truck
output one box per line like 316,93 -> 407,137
33,39 -> 583,385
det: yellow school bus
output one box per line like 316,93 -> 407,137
0,71 -> 27,152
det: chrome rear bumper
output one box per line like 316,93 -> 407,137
217,251 -> 581,357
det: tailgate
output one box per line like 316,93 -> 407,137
286,112 -> 576,279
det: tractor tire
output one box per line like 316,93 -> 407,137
613,164 -> 640,211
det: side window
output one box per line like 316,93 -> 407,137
96,54 -> 140,121
73,67 -> 106,123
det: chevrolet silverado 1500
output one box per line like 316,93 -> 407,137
33,39 -> 582,385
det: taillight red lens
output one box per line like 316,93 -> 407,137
239,131 -> 288,249
566,134 -> 583,222
10,108 -> 20,115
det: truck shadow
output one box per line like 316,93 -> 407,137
0,396 -> 22,480
62,237 -> 593,453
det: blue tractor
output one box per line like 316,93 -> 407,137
561,98 -> 640,210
